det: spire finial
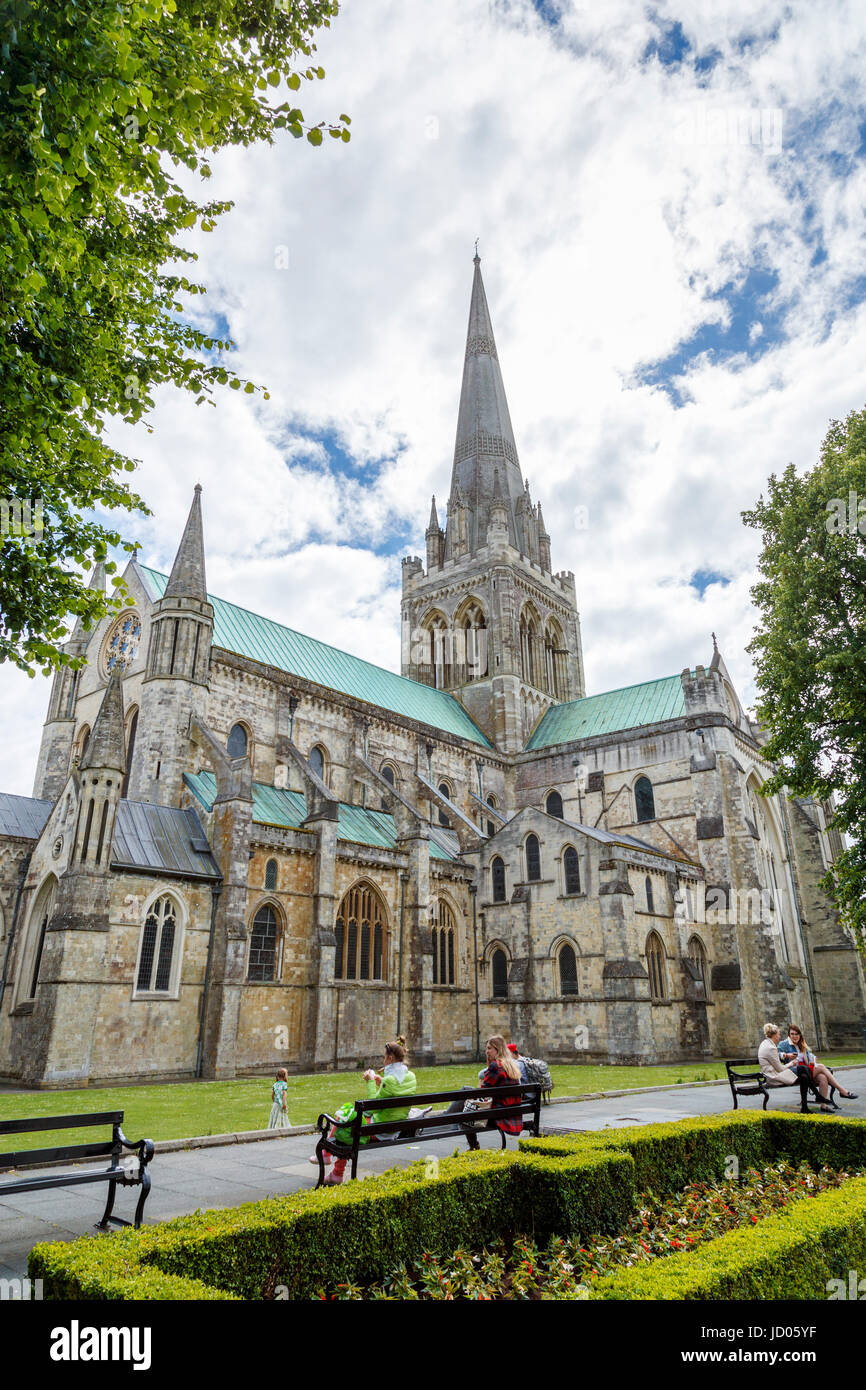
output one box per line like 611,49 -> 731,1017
473,237 -> 480,265
712,631 -> 718,653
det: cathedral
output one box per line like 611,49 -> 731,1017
1,255 -> 863,1087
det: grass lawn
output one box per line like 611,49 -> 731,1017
2,1055 -> 865,1155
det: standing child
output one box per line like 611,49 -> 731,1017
268,1068 -> 291,1129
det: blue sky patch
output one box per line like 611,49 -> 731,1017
690,569 -> 731,598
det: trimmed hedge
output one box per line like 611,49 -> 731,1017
592,1173 -> 866,1300
29,1146 -> 634,1300
28,1112 -> 866,1300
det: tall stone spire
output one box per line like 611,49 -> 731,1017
80,669 -> 126,775
166,484 -> 207,601
446,254 -> 524,555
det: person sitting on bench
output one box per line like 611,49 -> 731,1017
778,1023 -> 857,1109
320,1037 -> 417,1186
759,1022 -> 834,1112
464,1035 -> 524,1150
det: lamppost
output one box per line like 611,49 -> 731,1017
469,881 -> 481,1061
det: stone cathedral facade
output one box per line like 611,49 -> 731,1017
0,257 -> 863,1087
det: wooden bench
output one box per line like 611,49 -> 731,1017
314,1083 -> 542,1189
725,1059 -> 836,1114
0,1111 -> 154,1230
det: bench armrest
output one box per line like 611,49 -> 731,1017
115,1128 -> 154,1169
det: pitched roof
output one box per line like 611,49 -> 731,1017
137,565 -> 490,749
112,801 -> 221,880
525,673 -> 688,750
0,793 -> 52,840
184,771 -> 458,861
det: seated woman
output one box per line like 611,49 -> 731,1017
464,1034 -> 524,1150
758,1022 -> 835,1113
322,1037 -> 417,1186
778,1023 -> 857,1108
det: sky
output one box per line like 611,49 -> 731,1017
3,0 -> 866,795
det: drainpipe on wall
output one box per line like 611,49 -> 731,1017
195,881 -> 223,1078
778,795 -> 822,1050
470,882 -> 480,1062
396,871 -> 408,1038
0,852 -> 31,1018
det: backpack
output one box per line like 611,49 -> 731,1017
521,1056 -> 553,1092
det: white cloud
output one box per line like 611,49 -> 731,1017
3,0 -> 866,792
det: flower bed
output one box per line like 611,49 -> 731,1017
315,1159 -> 861,1299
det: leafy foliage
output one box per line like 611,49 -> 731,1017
0,0 -> 348,673
743,407 -> 866,950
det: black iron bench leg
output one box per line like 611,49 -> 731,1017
133,1169 -> 151,1229
315,1136 -> 326,1191
95,1178 -> 118,1233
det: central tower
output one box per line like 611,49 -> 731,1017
401,254 -> 585,752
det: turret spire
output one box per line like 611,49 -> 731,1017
446,255 -> 524,556
166,485 -> 207,602
80,669 -> 126,774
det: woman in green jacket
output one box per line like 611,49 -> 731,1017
324,1037 -> 417,1185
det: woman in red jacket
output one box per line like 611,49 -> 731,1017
467,1034 -> 524,1148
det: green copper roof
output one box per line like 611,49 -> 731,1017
138,565 -> 490,748
184,771 -> 455,861
525,673 -> 687,750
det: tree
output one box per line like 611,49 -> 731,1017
743,406 -> 866,952
0,0 -> 348,675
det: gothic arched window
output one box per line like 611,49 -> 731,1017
309,745 -> 326,780
334,881 -> 388,982
458,600 -> 487,682
21,877 -> 56,1002
73,725 -> 90,767
525,834 -> 541,882
543,619 -> 566,699
486,794 -> 499,838
563,846 -> 581,895
380,762 -> 396,809
645,875 -> 654,913
559,943 -> 579,996
635,777 -> 655,822
121,708 -> 138,799
265,858 -> 278,892
546,790 -> 564,819
688,934 -> 709,998
519,606 -> 540,688
136,895 -> 181,995
492,948 -> 508,999
438,782 -> 452,829
248,903 -> 280,982
431,898 -> 457,986
646,931 -> 667,1001
227,723 -> 248,758
491,856 -> 506,903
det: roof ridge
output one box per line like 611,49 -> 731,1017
556,671 -> 687,706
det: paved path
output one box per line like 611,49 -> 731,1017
2,1067 -> 863,1281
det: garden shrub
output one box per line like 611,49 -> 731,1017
28,1112 -> 866,1300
